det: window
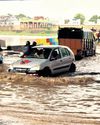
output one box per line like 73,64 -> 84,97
60,48 -> 70,57
27,48 -> 52,59
51,48 -> 61,60
58,28 -> 83,39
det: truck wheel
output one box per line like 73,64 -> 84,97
93,50 -> 96,55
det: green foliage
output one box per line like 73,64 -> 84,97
74,13 -> 85,24
15,14 -> 31,20
89,15 -> 99,24
64,19 -> 70,24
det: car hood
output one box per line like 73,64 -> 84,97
11,58 -> 47,68
3,56 -> 20,64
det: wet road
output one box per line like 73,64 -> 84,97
73,55 -> 100,83
0,47 -> 100,124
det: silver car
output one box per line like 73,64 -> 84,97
8,45 -> 76,76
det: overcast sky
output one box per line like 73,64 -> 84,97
0,0 -> 100,21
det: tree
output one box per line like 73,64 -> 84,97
89,15 -> 99,24
74,13 -> 85,24
7,13 -> 13,16
15,14 -> 31,20
64,19 -> 70,24
98,16 -> 100,19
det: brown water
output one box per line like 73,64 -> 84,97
0,54 -> 100,124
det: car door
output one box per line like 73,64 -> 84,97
59,47 -> 73,72
49,48 -> 63,74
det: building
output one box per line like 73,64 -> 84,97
0,15 -> 58,31
0,15 -> 20,30
20,16 -> 57,31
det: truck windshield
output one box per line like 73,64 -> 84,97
58,28 -> 83,39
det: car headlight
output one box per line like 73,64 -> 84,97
30,65 -> 40,71
8,65 -> 14,72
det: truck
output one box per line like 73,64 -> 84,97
58,27 -> 96,59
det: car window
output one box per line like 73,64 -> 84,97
26,48 -> 52,59
50,48 -> 61,60
43,48 -> 52,59
60,48 -> 70,57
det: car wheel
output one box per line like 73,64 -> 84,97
42,67 -> 52,77
0,60 -> 2,64
69,63 -> 76,72
93,50 -> 96,55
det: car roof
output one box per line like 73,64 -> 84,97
2,50 -> 20,53
33,45 -> 69,49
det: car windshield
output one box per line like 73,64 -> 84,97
26,47 -> 52,59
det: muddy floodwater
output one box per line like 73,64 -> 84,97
0,47 -> 100,125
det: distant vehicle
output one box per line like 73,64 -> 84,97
2,50 -> 21,65
8,45 -> 76,76
58,27 -> 96,59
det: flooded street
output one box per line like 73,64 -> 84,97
0,46 -> 100,124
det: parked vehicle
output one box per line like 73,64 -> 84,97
8,45 -> 76,76
2,50 -> 21,65
58,27 -> 96,59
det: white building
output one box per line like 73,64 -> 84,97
67,19 -> 81,25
